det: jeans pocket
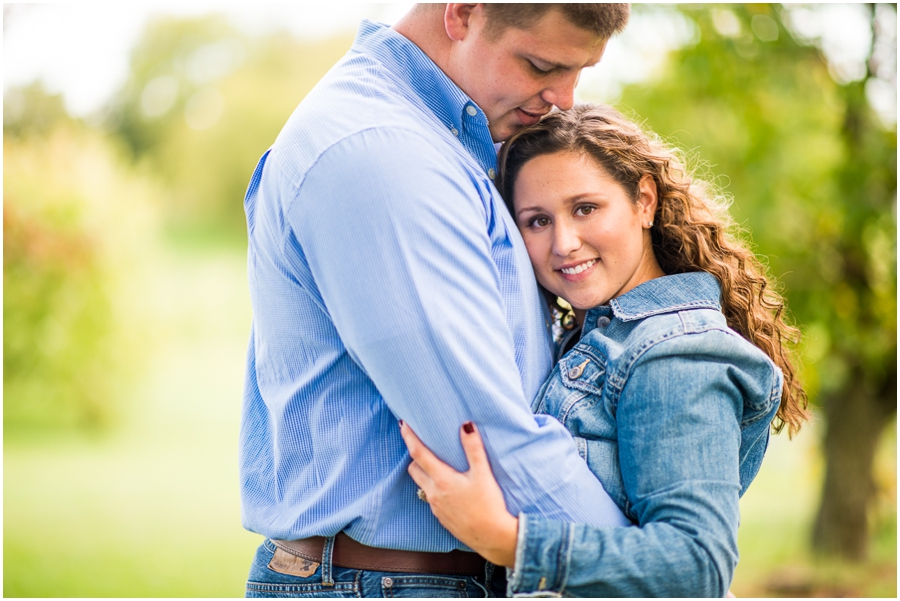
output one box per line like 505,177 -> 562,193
246,540 -> 359,598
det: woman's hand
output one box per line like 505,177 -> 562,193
399,420 -> 519,567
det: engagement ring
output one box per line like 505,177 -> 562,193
416,488 -> 428,502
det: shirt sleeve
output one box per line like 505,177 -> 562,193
508,336 -> 770,597
286,126 -> 628,529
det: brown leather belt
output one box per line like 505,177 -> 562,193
272,533 -> 487,576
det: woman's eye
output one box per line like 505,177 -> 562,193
529,216 -> 551,228
528,61 -> 552,74
576,205 -> 596,216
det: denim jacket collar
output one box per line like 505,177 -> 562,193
584,272 -> 722,334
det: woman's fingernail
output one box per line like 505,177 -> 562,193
398,419 -> 404,427
463,421 -> 474,434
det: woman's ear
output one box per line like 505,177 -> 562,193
444,4 -> 480,42
637,174 -> 659,227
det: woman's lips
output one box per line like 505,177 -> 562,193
558,258 -> 598,282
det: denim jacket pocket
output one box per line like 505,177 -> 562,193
559,346 -> 607,396
532,347 -> 606,417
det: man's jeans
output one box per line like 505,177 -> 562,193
246,538 -> 504,598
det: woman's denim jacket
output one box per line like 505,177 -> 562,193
508,272 -> 782,598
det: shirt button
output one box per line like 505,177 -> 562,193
450,127 -> 459,136
466,105 -> 477,117
487,168 -> 496,180
597,316 -> 611,328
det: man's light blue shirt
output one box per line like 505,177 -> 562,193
240,20 -> 628,553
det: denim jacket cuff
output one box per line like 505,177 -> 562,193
507,513 -> 571,596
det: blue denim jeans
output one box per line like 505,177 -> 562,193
246,538 -> 503,598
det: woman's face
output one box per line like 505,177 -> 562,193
512,151 -> 662,313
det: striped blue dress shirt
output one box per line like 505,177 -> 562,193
240,20 -> 628,553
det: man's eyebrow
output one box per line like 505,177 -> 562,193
527,54 -> 578,71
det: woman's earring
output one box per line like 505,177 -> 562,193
646,221 -> 654,228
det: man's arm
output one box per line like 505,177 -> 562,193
287,127 -> 628,528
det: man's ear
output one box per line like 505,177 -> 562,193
444,4 -> 481,42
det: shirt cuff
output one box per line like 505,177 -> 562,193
507,513 -> 572,597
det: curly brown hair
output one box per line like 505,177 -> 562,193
498,104 -> 809,436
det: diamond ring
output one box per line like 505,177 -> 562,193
416,488 -> 428,502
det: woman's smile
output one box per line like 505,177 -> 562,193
558,258 -> 598,279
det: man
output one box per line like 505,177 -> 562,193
241,4 -> 630,597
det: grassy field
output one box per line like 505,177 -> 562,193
731,419 -> 896,597
4,247 -> 896,597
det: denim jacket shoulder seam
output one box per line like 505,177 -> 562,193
606,324 -> 781,427
605,319 -> 738,398
604,320 -> 687,396
613,298 -> 721,322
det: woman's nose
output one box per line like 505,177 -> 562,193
552,221 -> 582,256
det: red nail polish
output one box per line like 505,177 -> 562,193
398,419 -> 404,427
463,422 -> 474,434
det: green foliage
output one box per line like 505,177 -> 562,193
4,205 -> 110,429
107,16 -> 354,242
108,15 -> 242,159
4,81 -> 74,138
611,4 -> 897,403
4,112 -> 160,433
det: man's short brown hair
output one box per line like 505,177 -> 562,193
483,3 -> 630,40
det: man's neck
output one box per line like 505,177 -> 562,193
393,5 -> 452,76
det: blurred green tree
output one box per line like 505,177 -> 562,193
4,82 -> 71,138
612,4 -> 896,560
107,16 -> 353,243
4,93 -> 161,433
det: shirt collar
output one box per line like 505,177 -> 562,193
585,272 -> 722,326
351,20 -> 485,139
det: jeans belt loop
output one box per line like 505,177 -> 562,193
321,536 -> 336,586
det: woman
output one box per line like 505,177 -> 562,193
399,104 -> 809,597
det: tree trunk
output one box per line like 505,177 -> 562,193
812,365 -> 897,560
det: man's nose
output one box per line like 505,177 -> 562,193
541,71 -> 579,111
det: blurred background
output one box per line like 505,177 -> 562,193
3,3 -> 896,597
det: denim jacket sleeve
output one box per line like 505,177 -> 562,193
509,330 -> 779,597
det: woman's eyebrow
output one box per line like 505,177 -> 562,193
515,205 -> 543,217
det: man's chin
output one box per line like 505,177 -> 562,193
490,120 -> 523,143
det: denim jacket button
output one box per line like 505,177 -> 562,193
569,359 -> 589,379
597,316 -> 611,328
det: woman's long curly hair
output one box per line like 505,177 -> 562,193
498,104 -> 809,436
